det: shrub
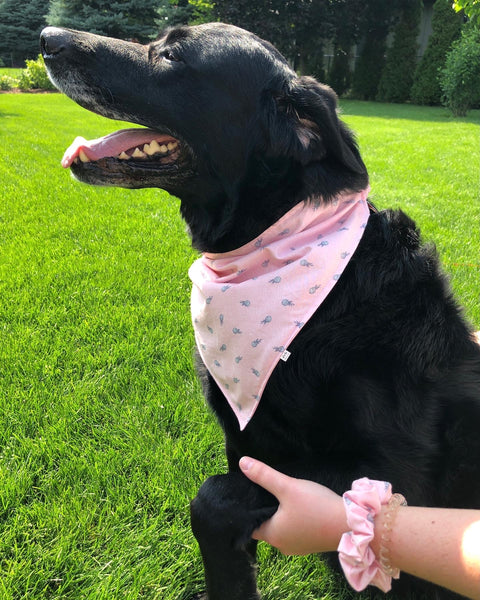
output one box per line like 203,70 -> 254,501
18,54 -> 56,91
17,70 -> 32,91
411,0 -> 462,106
0,74 -> 16,90
440,26 -> 480,116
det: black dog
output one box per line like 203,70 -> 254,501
41,23 -> 480,600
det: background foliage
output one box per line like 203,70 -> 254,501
17,55 -> 56,91
350,0 -> 393,101
440,24 -> 480,115
0,0 -> 46,65
376,0 -> 422,103
47,0 -> 160,42
411,0 -> 463,105
1,0 -> 479,113
453,0 -> 480,24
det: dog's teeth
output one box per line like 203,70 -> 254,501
142,140 -> 178,157
79,149 -> 90,163
143,140 -> 160,156
144,140 -> 160,155
132,147 -> 147,159
144,142 -> 160,154
120,140 -> 177,160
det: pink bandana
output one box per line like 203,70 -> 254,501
189,188 -> 370,430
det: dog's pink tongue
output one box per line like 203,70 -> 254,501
61,128 -> 175,168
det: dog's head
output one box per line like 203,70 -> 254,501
41,22 -> 368,251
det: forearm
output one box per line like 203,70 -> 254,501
240,458 -> 480,600
371,506 -> 480,600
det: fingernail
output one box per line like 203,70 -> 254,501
239,457 -> 253,471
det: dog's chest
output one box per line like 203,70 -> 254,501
190,190 -> 370,430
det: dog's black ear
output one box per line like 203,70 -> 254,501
266,76 -> 365,174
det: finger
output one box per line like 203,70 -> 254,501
252,518 -> 290,555
239,456 -> 291,498
251,521 -> 270,541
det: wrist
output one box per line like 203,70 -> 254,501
337,478 -> 407,593
326,495 -> 350,551
370,504 -> 389,556
371,496 -> 407,576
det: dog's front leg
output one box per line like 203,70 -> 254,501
190,472 -> 278,600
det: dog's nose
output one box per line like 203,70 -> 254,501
40,27 -> 71,57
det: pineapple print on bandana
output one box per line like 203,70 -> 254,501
189,187 -> 371,430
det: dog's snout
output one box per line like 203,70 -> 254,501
40,27 -> 71,58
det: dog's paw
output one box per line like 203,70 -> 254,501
189,593 -> 207,600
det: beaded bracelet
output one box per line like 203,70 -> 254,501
337,478 -> 407,593
378,492 -> 407,577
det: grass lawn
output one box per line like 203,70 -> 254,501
0,93 -> 479,600
0,68 -> 23,79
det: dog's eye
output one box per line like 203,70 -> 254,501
162,49 -> 180,62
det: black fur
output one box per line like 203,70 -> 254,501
41,22 -> 480,600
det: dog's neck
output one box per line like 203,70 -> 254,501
179,156 -> 370,253
189,187 -> 371,430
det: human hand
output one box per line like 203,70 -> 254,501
239,457 -> 348,555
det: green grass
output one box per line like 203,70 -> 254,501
341,101 -> 480,325
0,93 -> 479,600
0,68 -> 23,77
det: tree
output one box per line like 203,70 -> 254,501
47,0 -> 160,42
158,0 -> 196,28
212,0 -> 297,56
325,0 -> 364,96
351,0 -> 398,100
376,0 -> 422,103
156,1 -> 214,28
211,0 -> 332,72
411,0 -> 462,106
452,0 -> 480,24
0,0 -> 47,66
188,0 -> 215,24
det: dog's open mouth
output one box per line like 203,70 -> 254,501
62,128 -> 180,168
61,127 -> 193,189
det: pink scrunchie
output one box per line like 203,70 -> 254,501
337,478 -> 395,592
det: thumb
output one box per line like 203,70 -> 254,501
239,456 -> 291,499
